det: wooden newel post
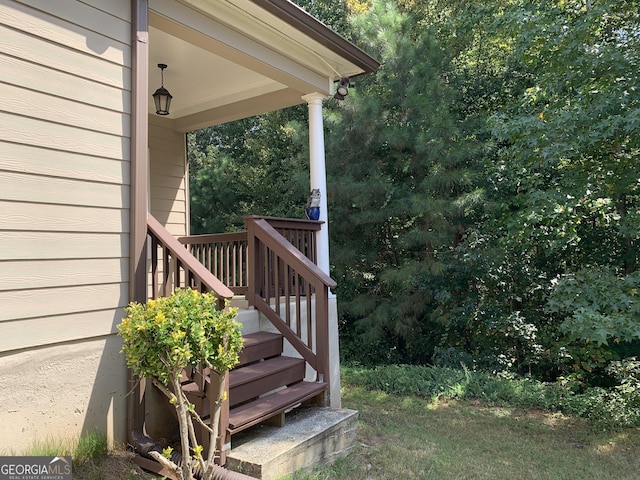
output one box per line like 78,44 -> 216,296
245,216 -> 264,307
316,287 -> 331,407
245,217 -> 255,307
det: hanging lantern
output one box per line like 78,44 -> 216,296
152,63 -> 172,115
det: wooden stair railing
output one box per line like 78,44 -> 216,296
179,217 -> 321,296
245,216 -> 321,265
147,214 -> 234,305
146,213 -> 234,463
175,216 -> 336,439
245,217 -> 337,402
178,231 -> 248,295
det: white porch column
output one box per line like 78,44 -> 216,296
303,92 -> 330,277
303,92 -> 341,408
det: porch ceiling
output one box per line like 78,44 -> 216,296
149,25 -> 284,121
148,0 -> 378,132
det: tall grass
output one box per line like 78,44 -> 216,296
73,431 -> 109,465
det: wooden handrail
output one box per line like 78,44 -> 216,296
178,216 -> 337,405
243,215 -> 322,231
249,219 -> 335,287
147,214 -> 234,307
180,232 -> 247,244
246,216 -> 321,267
146,214 -> 233,463
245,217 -> 336,398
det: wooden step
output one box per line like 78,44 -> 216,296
227,381 -> 327,434
181,331 -> 324,439
237,331 -> 283,367
230,355 -> 305,407
186,355 -> 307,419
181,331 -> 284,399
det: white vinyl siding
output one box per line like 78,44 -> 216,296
0,0 -> 132,353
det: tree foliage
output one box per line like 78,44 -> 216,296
478,0 -> 640,378
188,0 -> 355,234
188,110 -> 310,233
187,0 -> 640,387
322,0 -> 486,364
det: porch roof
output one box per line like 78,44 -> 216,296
149,0 -> 380,132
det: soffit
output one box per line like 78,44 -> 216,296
148,0 -> 378,130
183,0 -> 377,78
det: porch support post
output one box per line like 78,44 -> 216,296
131,0 -> 149,305
129,0 -> 149,443
303,93 -> 341,408
303,92 -> 330,277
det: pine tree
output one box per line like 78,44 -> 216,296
326,0 -> 485,363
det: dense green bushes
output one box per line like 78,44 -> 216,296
342,361 -> 640,431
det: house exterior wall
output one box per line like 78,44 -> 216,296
0,0 -> 132,451
149,116 -> 188,236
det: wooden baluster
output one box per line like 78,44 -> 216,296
151,236 -> 159,300
306,277 -> 313,350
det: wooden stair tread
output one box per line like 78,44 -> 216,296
230,356 -> 306,407
182,381 -> 203,395
241,331 -> 282,348
183,356 -> 304,395
230,355 -> 303,388
237,332 -> 283,367
228,381 -> 327,433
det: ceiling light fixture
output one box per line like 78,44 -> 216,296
152,63 -> 173,115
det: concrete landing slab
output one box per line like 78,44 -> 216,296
226,407 -> 358,480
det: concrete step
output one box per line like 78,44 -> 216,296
228,381 -> 326,434
230,296 -> 250,310
226,407 -> 358,480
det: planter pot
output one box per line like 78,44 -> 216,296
305,206 -> 320,220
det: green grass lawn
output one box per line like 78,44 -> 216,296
290,385 -> 640,480
71,376 -> 640,480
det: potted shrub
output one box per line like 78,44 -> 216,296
118,288 -> 243,480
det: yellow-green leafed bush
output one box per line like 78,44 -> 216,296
117,288 -> 244,480
118,288 -> 243,384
